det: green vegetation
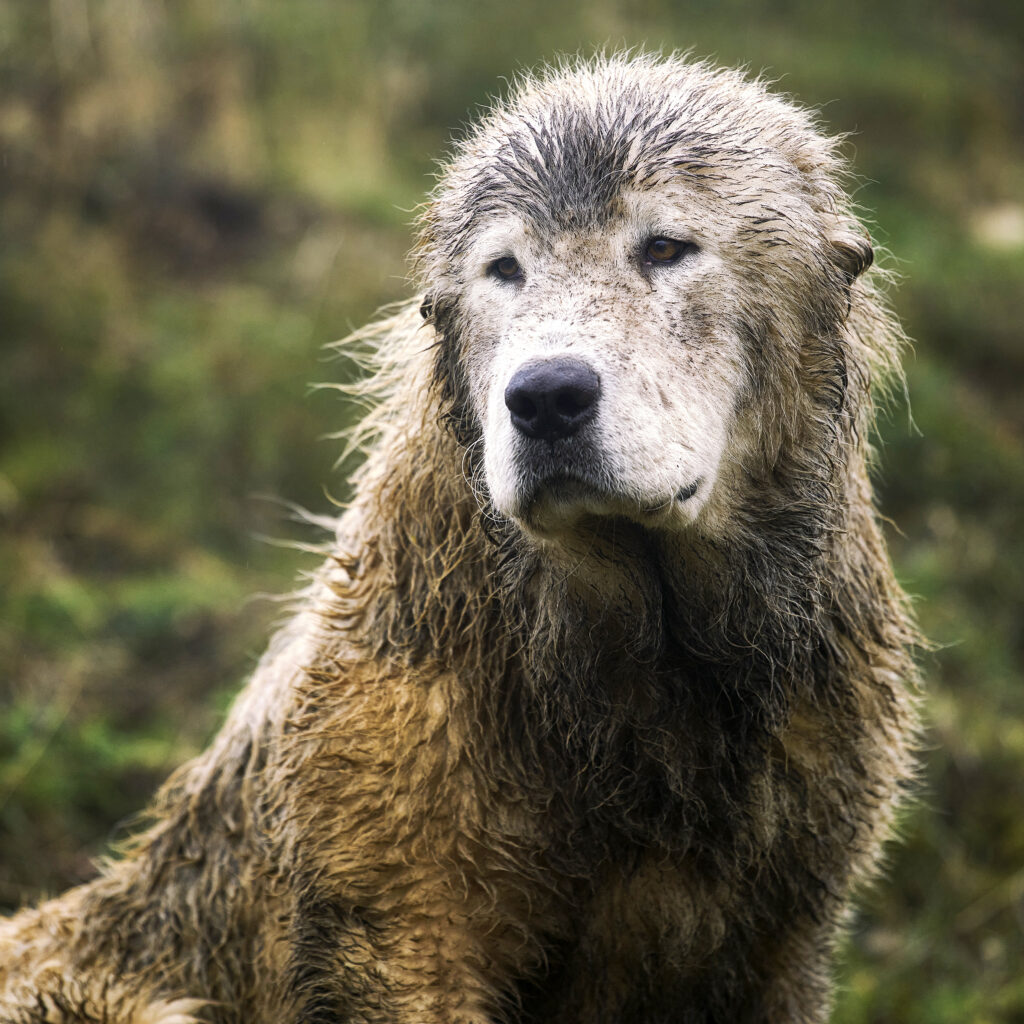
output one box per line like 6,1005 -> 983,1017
1,1 -> 1021,1018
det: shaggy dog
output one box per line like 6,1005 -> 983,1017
1,54 -> 919,1024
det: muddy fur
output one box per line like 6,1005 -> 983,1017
1,54 -> 919,1023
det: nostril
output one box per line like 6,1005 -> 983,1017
505,391 -> 537,420
554,388 -> 589,417
504,358 -> 601,442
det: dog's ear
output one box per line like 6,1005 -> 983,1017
420,290 -> 456,332
828,230 -> 873,282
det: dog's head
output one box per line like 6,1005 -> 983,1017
419,55 -> 878,545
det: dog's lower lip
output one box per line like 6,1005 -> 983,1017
527,473 -> 594,502
525,476 -> 703,515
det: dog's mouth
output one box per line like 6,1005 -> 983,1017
514,472 -> 702,538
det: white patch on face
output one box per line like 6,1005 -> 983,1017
456,196 -> 748,540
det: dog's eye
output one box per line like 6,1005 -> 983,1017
643,238 -> 694,265
488,256 -> 523,281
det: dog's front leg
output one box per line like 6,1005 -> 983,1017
283,862 -> 556,1024
280,669 -> 562,1024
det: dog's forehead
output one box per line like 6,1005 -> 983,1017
454,102 -> 781,250
467,105 -> 686,233
425,61 -> 841,282
470,193 -> 644,250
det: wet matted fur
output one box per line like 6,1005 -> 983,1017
1,54 -> 920,1024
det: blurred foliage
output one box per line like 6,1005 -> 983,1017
1,0 -> 1022,1019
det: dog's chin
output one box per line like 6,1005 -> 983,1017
503,474 -> 703,543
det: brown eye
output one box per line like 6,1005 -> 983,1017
644,237 -> 694,265
489,256 -> 522,281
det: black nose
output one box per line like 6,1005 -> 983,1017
504,358 -> 601,442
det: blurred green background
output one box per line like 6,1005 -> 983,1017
1,1 -> 1022,1020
